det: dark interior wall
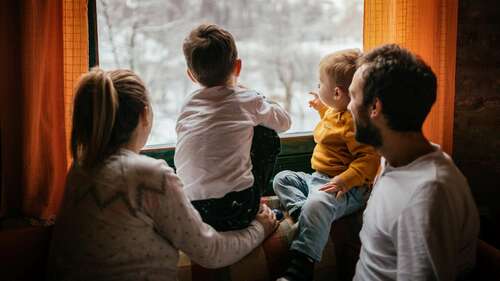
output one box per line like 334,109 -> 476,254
454,0 -> 500,244
0,1 -> 23,218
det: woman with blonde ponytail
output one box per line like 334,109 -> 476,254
48,68 -> 278,281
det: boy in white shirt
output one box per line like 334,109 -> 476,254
175,24 -> 291,231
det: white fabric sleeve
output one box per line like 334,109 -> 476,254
252,95 -> 291,133
142,163 -> 266,268
394,182 -> 457,281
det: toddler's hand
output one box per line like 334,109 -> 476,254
319,176 -> 348,199
308,92 -> 326,111
256,204 -> 279,237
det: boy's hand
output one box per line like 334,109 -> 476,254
319,176 -> 348,199
308,92 -> 326,111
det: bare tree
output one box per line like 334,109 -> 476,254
128,20 -> 139,71
97,0 -> 364,144
275,58 -> 295,113
99,0 -> 121,67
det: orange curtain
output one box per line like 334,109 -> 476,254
0,0 -> 88,221
363,0 -> 458,154
63,0 -> 90,165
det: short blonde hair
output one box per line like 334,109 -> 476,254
319,49 -> 361,90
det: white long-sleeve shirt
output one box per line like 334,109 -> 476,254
354,144 -> 479,281
175,86 -> 291,201
48,149 -> 265,281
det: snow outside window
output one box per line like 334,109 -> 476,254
97,0 -> 363,145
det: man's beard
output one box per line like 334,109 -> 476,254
354,112 -> 383,148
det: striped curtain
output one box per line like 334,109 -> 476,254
0,0 -> 88,222
363,0 -> 458,154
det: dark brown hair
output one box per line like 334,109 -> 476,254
71,68 -> 149,168
358,44 -> 437,132
182,24 -> 238,87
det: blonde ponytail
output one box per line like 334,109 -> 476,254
71,68 -> 148,169
89,71 -> 119,166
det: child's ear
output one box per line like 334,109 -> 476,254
186,69 -> 198,83
333,86 -> 342,98
336,86 -> 349,97
234,59 -> 242,77
138,105 -> 152,131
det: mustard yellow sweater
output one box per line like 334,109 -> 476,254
311,107 -> 380,189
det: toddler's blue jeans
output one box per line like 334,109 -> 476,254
273,170 -> 367,261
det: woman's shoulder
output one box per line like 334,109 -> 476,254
116,151 -> 186,207
106,150 -> 184,200
118,150 -> 173,176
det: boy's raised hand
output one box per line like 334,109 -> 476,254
308,91 -> 326,112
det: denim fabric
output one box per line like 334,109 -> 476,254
273,170 -> 367,261
191,125 -> 280,231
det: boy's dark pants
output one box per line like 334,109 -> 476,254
191,126 -> 281,231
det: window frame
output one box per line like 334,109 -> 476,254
88,0 -> 316,188
88,0 -> 98,68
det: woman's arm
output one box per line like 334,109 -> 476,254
142,163 -> 266,268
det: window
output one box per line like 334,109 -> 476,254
96,0 -> 363,146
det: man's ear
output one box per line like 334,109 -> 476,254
233,59 -> 242,77
186,69 -> 198,83
370,97 -> 382,119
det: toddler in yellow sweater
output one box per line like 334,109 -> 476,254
273,49 -> 380,281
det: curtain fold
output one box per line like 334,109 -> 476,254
363,0 -> 458,154
21,0 -> 67,222
0,0 -> 88,221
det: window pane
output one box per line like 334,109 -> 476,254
97,0 -> 364,146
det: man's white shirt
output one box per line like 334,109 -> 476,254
354,144 -> 479,281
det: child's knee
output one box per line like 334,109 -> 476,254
272,170 -> 295,191
302,193 -> 331,215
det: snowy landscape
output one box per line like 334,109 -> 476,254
97,0 -> 364,145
